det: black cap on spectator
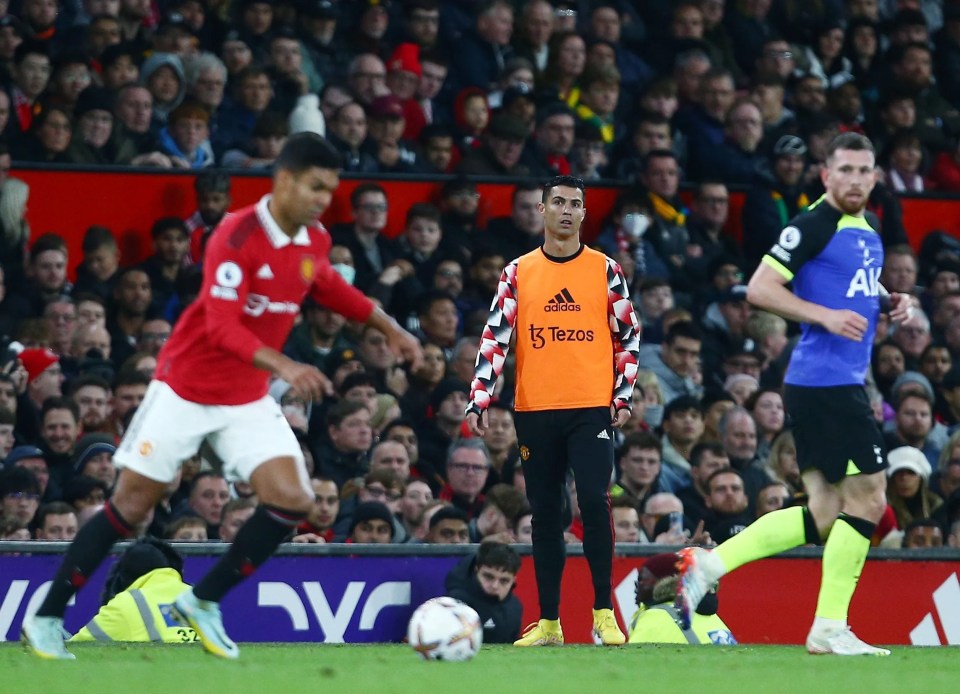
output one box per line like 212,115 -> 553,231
0,15 -> 24,36
719,284 -> 749,304
325,347 -> 361,377
4,446 -> 46,468
890,8 -> 928,30
349,501 -> 395,538
575,120 -> 604,143
440,176 -> 476,198
301,0 -> 340,20
773,135 -> 807,159
75,87 -> 115,118
931,258 -> 960,281
158,12 -> 197,37
487,113 -> 528,142
503,83 -> 535,110
77,351 -> 116,382
942,369 -> 960,391
101,42 -> 140,70
72,433 -> 117,474
535,100 -> 574,126
430,379 -> 469,413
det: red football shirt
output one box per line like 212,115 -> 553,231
157,195 -> 375,405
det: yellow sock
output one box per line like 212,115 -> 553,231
715,506 -> 808,574
815,515 -> 871,621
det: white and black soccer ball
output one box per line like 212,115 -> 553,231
407,597 -> 483,662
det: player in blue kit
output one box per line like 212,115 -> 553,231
675,133 -> 917,655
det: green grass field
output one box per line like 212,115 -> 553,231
2,643 -> 956,694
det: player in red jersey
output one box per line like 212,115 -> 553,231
23,133 -> 423,660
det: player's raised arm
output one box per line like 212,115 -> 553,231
605,257 -> 640,426
465,260 -> 519,435
309,258 -> 423,371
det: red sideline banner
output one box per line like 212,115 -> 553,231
10,168 -> 954,275
513,556 -> 960,646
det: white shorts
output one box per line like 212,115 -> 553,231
114,380 -> 305,484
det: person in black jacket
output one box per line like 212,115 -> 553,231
445,541 -> 523,644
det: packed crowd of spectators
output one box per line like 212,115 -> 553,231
1,1 -> 960,556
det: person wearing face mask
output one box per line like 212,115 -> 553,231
595,190 -> 669,286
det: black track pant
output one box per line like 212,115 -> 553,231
514,406 -> 614,620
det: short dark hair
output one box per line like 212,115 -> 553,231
350,182 -> 386,209
512,181 -> 541,202
189,470 -> 225,496
81,226 -> 117,254
664,395 -> 702,420
31,233 -> 68,259
68,374 -> 111,397
642,148 -> 679,172
618,431 -> 662,462
664,320 -> 703,345
705,467 -> 743,492
62,474 -> 109,506
476,541 -> 521,575
429,505 -> 468,529
340,371 -> 378,396
825,132 -> 875,161
417,289 -> 456,317
195,170 -> 231,195
405,202 -> 441,227
36,501 -> 76,529
326,399 -> 368,428
41,397 -> 79,424
113,369 -> 151,390
150,216 -> 189,240
541,175 -> 585,204
0,467 -> 40,496
14,38 -> 49,65
690,441 -> 726,467
274,132 -> 343,174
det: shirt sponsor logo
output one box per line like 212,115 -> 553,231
528,324 -> 594,349
846,266 -> 881,298
244,293 -> 301,317
544,287 -> 581,312
256,264 -> 275,279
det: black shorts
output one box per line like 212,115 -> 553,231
783,384 -> 887,484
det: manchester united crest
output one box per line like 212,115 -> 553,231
300,255 -> 316,283
519,445 -> 530,461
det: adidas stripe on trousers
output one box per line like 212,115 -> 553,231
514,406 -> 615,619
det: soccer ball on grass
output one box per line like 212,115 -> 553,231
407,597 -> 482,661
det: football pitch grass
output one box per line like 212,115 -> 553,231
2,643 -> 957,694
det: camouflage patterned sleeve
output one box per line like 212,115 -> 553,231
607,257 -> 641,411
466,260 -> 519,417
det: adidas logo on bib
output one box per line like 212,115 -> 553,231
545,288 -> 581,312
